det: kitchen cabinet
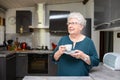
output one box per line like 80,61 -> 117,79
49,10 -> 70,33
16,52 -> 57,77
16,53 -> 28,78
111,0 -> 120,20
94,0 -> 111,25
94,0 -> 120,30
16,10 -> 32,33
94,0 -> 120,25
6,54 -> 16,80
0,53 -> 16,80
48,54 -> 57,76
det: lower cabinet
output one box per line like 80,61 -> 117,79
0,53 -> 16,80
6,54 -> 16,80
0,52 -> 57,80
16,53 -> 28,78
16,53 -> 57,77
48,54 -> 57,76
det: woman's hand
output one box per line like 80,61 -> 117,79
54,45 -> 66,61
70,50 -> 84,59
58,45 -> 66,55
70,50 -> 91,65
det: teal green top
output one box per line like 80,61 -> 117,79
52,36 -> 99,76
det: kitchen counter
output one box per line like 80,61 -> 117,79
89,63 -> 120,80
0,50 -> 53,57
16,50 -> 53,54
23,76 -> 93,80
0,51 -> 16,57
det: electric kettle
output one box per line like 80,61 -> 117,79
21,42 -> 27,50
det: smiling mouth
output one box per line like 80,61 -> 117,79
69,28 -> 74,31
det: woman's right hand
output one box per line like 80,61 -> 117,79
58,45 -> 66,55
54,45 -> 66,61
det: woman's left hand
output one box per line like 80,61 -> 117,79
69,50 -> 84,59
70,50 -> 91,65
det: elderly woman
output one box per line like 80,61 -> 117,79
52,12 -> 99,76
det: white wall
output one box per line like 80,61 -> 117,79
114,31 -> 120,53
0,26 -> 4,45
0,12 -> 5,18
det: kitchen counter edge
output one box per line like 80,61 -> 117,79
0,50 -> 53,57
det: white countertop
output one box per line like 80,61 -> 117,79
23,76 -> 93,80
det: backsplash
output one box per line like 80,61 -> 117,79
32,28 -> 50,49
6,29 -> 50,49
6,33 -> 33,48
5,30 -> 68,50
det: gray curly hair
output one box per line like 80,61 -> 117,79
67,12 -> 86,27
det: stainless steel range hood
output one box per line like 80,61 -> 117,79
31,3 -> 48,28
94,18 -> 120,31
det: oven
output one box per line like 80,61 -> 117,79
28,54 -> 48,74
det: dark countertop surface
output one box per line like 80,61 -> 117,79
0,50 -> 53,57
16,50 -> 53,54
0,51 -> 16,57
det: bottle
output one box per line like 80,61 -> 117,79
45,46 -> 48,50
14,37 -> 19,50
20,26 -> 23,33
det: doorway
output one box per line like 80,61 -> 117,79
100,31 -> 113,62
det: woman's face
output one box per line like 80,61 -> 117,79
67,18 -> 83,35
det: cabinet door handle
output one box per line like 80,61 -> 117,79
18,54 -> 27,57
6,54 -> 16,60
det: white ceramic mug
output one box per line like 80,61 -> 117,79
64,44 -> 72,51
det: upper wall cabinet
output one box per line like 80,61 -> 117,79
94,0 -> 120,25
16,10 -> 32,33
110,0 -> 120,20
94,0 -> 111,25
94,0 -> 120,31
49,10 -> 70,33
